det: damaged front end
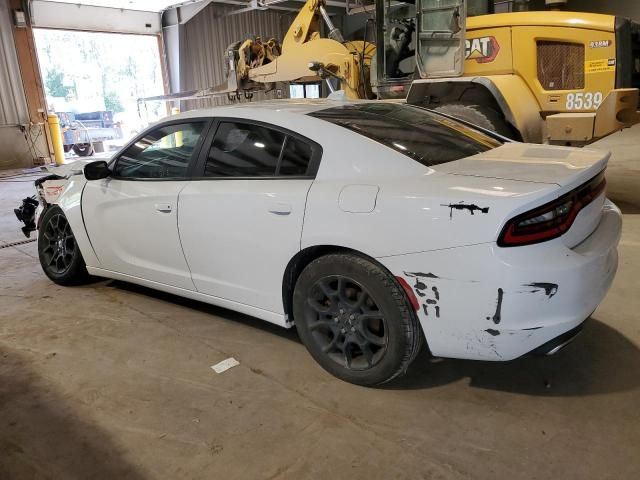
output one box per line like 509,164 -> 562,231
14,196 -> 39,238
14,163 -> 84,238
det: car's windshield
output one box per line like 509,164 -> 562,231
309,102 -> 502,167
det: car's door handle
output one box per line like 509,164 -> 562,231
268,202 -> 292,215
155,203 -> 173,213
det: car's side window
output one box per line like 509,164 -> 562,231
205,122 -> 284,177
278,136 -> 313,176
114,122 -> 205,179
204,121 -> 314,178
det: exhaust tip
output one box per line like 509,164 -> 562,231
529,322 -> 585,356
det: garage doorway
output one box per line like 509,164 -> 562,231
33,29 -> 165,158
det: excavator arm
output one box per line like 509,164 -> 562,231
140,0 -> 374,105
243,0 -> 372,98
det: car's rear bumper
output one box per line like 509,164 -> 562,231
379,199 -> 621,361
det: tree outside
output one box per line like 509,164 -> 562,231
44,69 -> 73,98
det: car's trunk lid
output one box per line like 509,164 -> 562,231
434,143 -> 610,248
434,143 -> 609,191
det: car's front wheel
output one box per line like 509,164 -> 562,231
38,206 -> 89,285
293,253 -> 422,386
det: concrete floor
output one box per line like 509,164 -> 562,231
1,129 -> 639,480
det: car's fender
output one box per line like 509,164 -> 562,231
35,160 -> 100,267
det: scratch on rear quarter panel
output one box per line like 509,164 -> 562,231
405,271 -> 439,279
524,282 -> 559,298
414,278 -> 427,297
485,288 -> 504,324
405,272 -> 441,319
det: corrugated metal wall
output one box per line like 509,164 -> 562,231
181,4 -> 296,110
0,0 -> 29,126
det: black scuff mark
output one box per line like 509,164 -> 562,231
425,299 -> 439,318
405,271 -> 439,279
485,328 -> 500,336
473,331 -> 502,359
524,282 -> 558,299
486,288 -> 504,325
405,272 -> 442,319
522,326 -> 542,331
406,271 -> 481,283
442,202 -> 490,219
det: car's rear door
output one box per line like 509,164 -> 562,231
178,119 -> 321,317
82,120 -> 210,289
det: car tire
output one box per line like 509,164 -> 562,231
293,253 -> 423,386
433,103 -> 516,139
38,206 -> 89,286
72,143 -> 94,157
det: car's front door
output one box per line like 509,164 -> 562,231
178,119 -> 321,316
82,120 -> 209,289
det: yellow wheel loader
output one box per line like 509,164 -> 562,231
376,0 -> 640,144
141,0 -> 640,145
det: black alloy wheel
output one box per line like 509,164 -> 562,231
41,213 -> 76,275
305,275 -> 388,370
293,253 -> 423,386
38,206 -> 89,285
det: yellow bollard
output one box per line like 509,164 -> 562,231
171,107 -> 183,147
47,113 -> 66,165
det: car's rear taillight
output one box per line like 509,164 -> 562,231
498,172 -> 606,247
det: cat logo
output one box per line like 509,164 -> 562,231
465,36 -> 500,63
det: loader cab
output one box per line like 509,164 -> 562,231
615,17 -> 640,90
373,0 -> 490,99
373,0 -> 416,98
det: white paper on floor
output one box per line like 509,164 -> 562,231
211,357 -> 240,374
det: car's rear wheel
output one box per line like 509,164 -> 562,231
38,206 -> 89,285
293,253 -> 422,386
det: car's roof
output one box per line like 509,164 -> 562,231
170,98 -> 382,120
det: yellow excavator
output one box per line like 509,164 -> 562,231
142,0 -> 640,145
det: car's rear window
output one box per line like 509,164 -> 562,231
308,103 -> 502,167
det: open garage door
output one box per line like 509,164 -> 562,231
29,0 -> 175,158
32,28 -> 166,157
30,0 -> 168,34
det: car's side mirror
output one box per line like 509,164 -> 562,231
84,160 -> 110,180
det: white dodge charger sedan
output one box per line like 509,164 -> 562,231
29,100 -> 621,386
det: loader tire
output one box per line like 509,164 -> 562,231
433,103 -> 517,139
